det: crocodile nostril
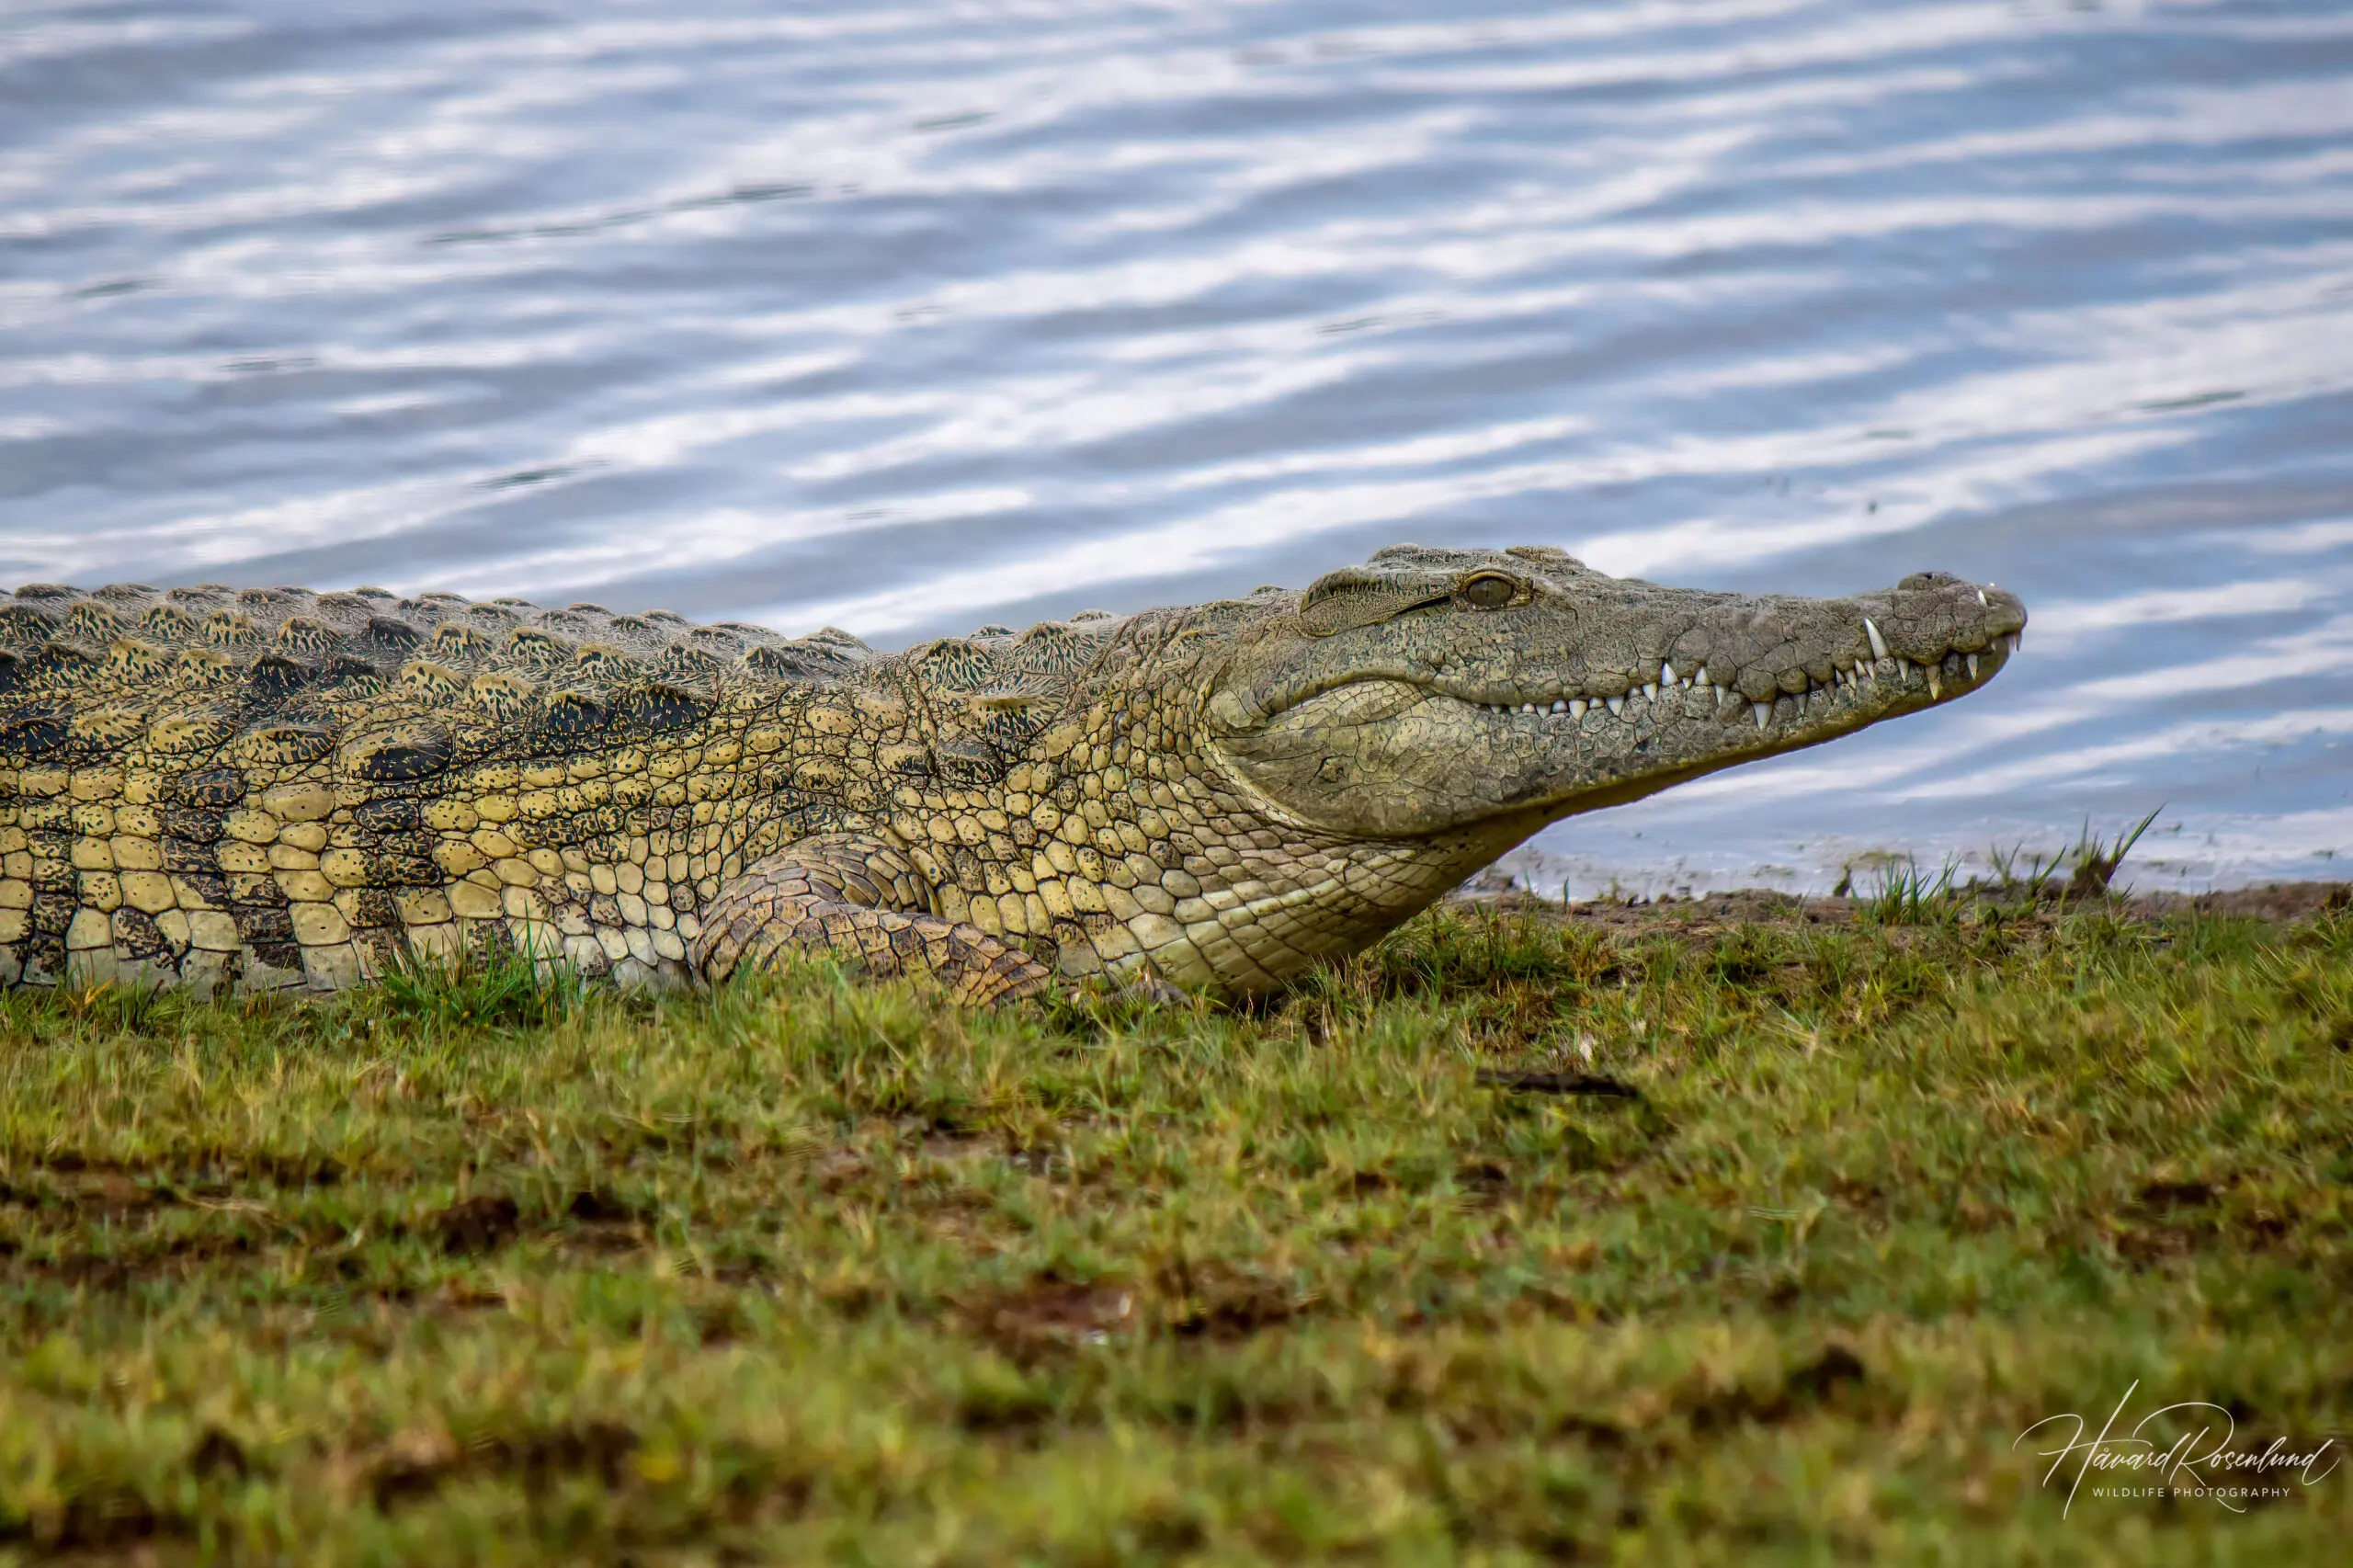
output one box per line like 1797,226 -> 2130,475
1897,570 -> 1964,590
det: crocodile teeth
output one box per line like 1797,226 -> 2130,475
1661,662 -> 1677,687
1521,703 -> 1537,713
1753,702 -> 1771,729
1693,665 -> 1710,687
1966,653 -> 1979,680
1713,683 -> 1731,704
1894,657 -> 1912,679
2004,631 -> 2020,654
1606,695 -> 1624,716
1864,618 -> 1890,662
1977,587 -> 1989,607
1643,682 -> 1658,701
1568,699 -> 1587,718
1550,699 -> 1566,713
1927,667 -> 1941,699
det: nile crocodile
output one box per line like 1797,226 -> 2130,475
0,546 -> 2024,1003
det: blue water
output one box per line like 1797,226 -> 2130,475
5,0 -> 2350,894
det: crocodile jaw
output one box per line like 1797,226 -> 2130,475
1206,548 -> 2027,845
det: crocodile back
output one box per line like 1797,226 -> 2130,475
0,583 -> 874,776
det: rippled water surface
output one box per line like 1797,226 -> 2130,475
6,0 -> 2351,893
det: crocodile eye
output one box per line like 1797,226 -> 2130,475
1459,574 -> 1518,610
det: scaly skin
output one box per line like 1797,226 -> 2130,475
0,546 -> 2025,1001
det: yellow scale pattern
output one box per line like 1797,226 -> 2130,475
0,581 -> 886,993
0,577 -> 1415,1000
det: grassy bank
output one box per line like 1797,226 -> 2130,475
2,887 -> 2349,1564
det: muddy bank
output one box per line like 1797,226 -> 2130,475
1450,877 -> 2352,931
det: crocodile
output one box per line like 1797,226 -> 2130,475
0,545 -> 2024,1003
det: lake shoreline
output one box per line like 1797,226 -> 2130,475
1452,877 -> 2353,927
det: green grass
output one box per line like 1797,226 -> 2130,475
1842,809 -> 2169,926
3,895 -> 2350,1565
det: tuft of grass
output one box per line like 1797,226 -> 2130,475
1986,837 -> 2067,903
0,896 -> 2349,1563
1845,809 -> 2170,926
2066,804 -> 2165,898
1858,854 -> 1961,926
373,944 -> 590,1034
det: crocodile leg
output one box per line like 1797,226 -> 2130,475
689,833 -> 1053,1005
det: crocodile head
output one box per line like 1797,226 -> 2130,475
1203,543 -> 2026,847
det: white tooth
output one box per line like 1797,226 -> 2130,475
1894,657 -> 1912,679
1606,696 -> 1624,716
1753,702 -> 1771,729
1864,618 -> 1890,662
2006,631 -> 2020,654
1661,662 -> 1677,687
1521,702 -> 1536,714
1693,665 -> 1710,687
1977,588 -> 1989,607
1967,653 -> 1979,679
1568,699 -> 1587,719
1713,683 -> 1731,704
1927,668 -> 1942,699
1550,699 -> 1565,713
1643,682 -> 1658,701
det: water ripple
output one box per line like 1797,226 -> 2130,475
3,0 -> 2349,890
